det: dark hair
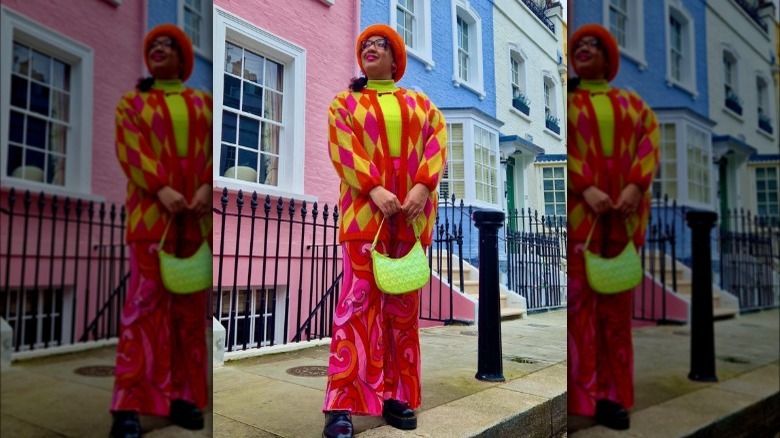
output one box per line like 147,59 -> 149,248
567,77 -> 581,93
349,76 -> 368,92
136,76 -> 155,92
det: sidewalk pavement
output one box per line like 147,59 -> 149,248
0,345 -> 212,437
213,310 -> 568,438
570,308 -> 780,437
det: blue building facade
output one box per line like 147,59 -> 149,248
148,0 -> 212,91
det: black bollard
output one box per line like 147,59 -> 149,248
473,209 -> 506,382
685,209 -> 719,382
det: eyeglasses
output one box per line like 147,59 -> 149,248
575,39 -> 601,50
360,39 -> 390,52
148,39 -> 176,51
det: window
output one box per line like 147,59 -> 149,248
603,0 -> 645,68
757,76 -> 773,134
541,166 -> 566,218
214,288 -> 279,349
474,125 -> 498,204
609,0 -> 628,47
653,123 -> 678,198
181,0 -> 212,56
755,166 -> 779,220
686,126 -> 709,204
440,123 -> 465,200
669,16 -> 682,82
457,16 -> 469,82
220,41 -> 282,187
1,288 -> 67,351
510,51 -> 529,114
665,3 -> 696,95
1,7 -> 94,197
214,9 -> 306,197
396,0 -> 415,47
451,1 -> 484,98
722,50 -> 742,115
543,75 -> 560,134
390,0 -> 433,69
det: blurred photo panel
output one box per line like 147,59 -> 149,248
568,0 -> 779,435
0,1 -> 214,436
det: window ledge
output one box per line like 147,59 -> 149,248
319,0 -> 335,5
722,106 -> 744,123
619,48 -> 648,71
1,180 -> 106,203
544,127 -> 563,141
407,47 -> 435,71
664,77 -> 698,99
509,107 -> 532,123
756,127 -> 776,141
452,77 -> 486,100
215,178 -> 318,203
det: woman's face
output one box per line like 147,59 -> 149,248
147,35 -> 182,80
572,35 -> 608,80
360,35 -> 395,81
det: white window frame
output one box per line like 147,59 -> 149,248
653,122 -> 679,200
537,164 -> 566,219
603,0 -> 646,69
755,72 -> 775,140
3,287 -> 72,352
213,7 -> 310,201
451,0 -> 485,100
0,6 -> 96,201
664,0 -> 697,98
215,287 -> 285,350
509,47 -> 527,101
473,124 -> 499,205
390,0 -> 434,70
655,112 -> 714,209
439,122 -> 466,201
753,165 -> 779,219
721,44 -> 742,119
439,109 -> 502,209
542,72 -> 561,138
178,0 -> 213,60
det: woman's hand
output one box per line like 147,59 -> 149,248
369,186 -> 402,217
189,184 -> 213,218
157,186 -> 187,214
614,184 -> 642,218
402,184 -> 430,222
583,186 -> 613,215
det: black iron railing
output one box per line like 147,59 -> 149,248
521,0 -> 555,32
719,208 -> 780,312
732,0 -> 769,32
503,209 -> 566,311
0,188 -> 129,352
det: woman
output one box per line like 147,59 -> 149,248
110,24 -> 212,438
322,24 -> 447,438
567,24 -> 659,430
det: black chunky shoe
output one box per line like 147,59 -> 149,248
382,399 -> 417,430
595,399 -> 630,430
169,399 -> 205,430
110,411 -> 141,438
323,411 -> 353,438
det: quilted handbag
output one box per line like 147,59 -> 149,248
371,218 -> 430,295
158,220 -> 212,294
583,220 -> 643,294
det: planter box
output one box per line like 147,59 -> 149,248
545,120 -> 560,135
512,98 -> 530,115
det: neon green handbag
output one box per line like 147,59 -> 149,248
583,220 -> 643,294
158,220 -> 212,294
371,217 -> 430,295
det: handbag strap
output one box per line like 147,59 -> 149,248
159,217 -> 207,249
370,216 -> 423,252
584,215 -> 634,251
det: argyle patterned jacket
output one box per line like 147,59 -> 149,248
115,88 -> 212,243
567,86 -> 659,246
328,87 -> 447,245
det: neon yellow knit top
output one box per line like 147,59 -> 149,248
154,79 -> 188,157
366,79 -> 401,157
580,79 -> 614,157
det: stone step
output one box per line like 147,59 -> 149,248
500,307 -> 527,320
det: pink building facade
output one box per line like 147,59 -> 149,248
0,1 -> 145,354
